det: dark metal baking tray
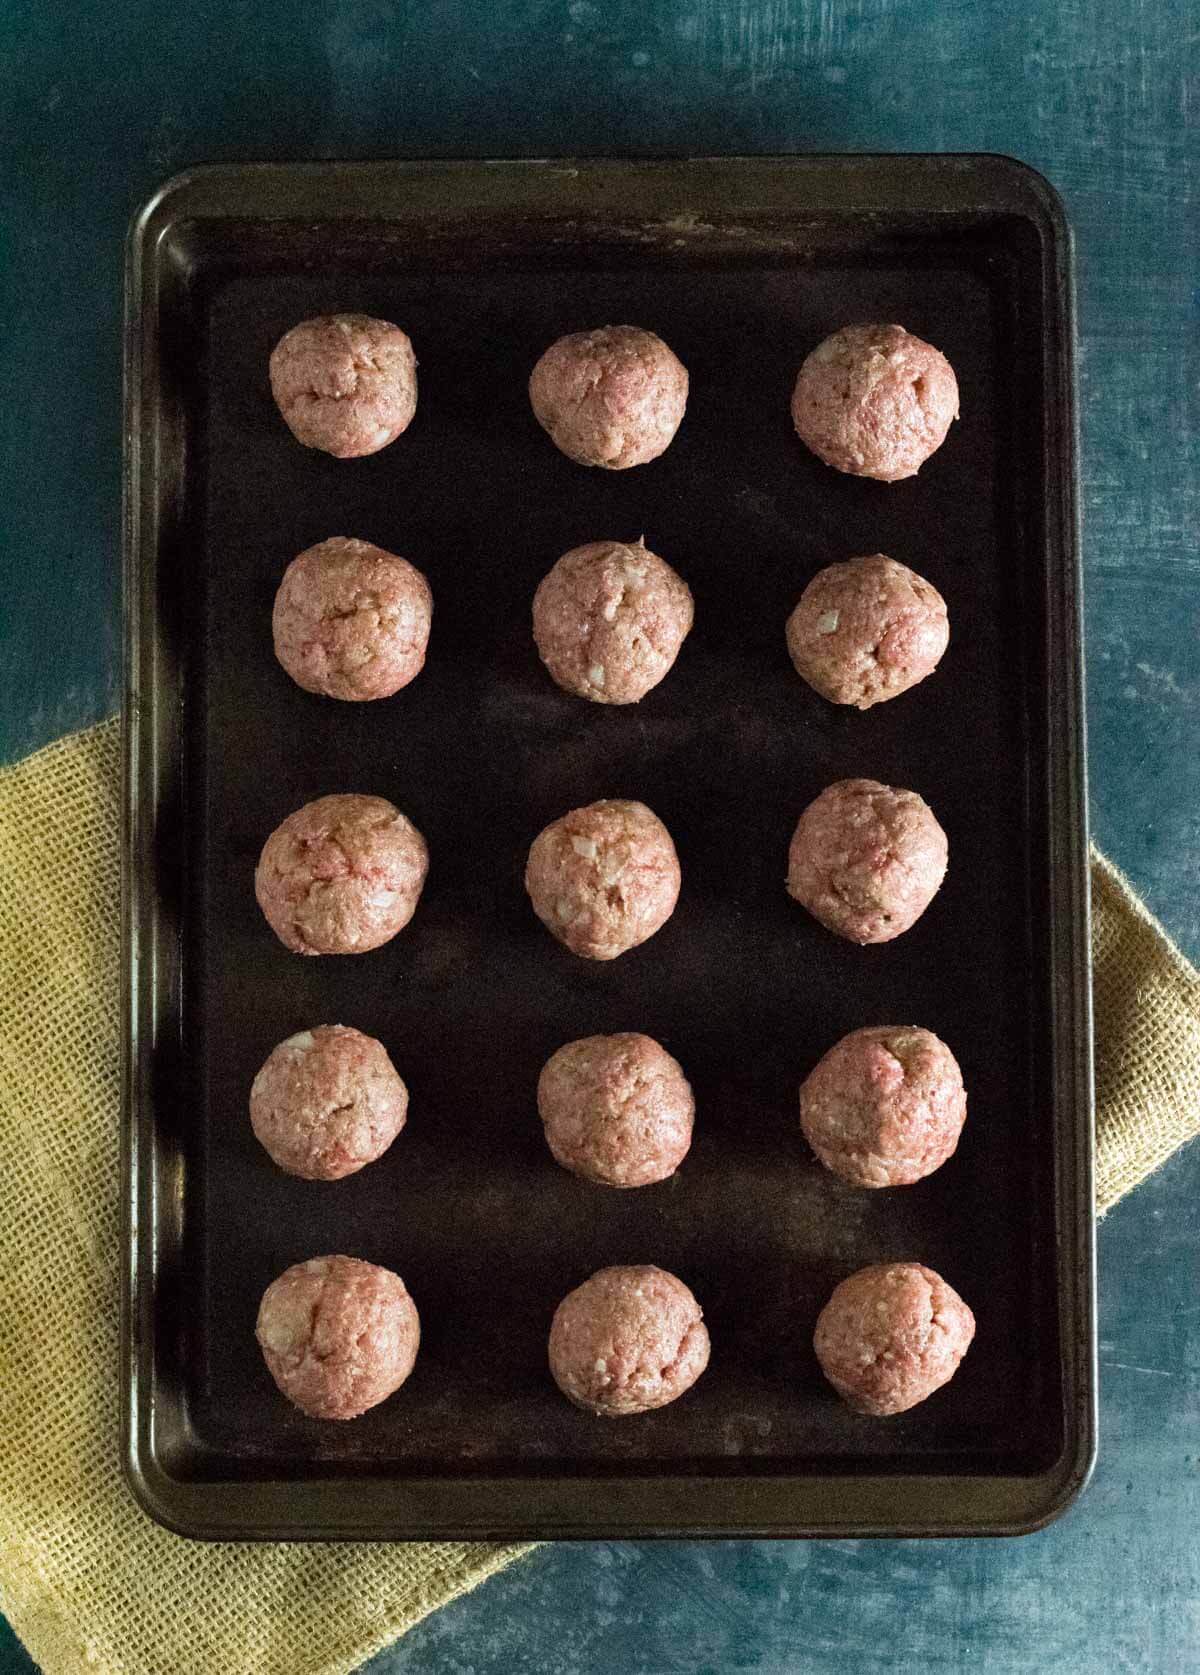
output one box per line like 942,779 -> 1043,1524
123,156 -> 1095,1540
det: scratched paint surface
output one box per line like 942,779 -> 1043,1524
0,2 -> 1196,1672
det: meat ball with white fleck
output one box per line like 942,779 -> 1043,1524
250,1025 -> 409,1180
525,799 -> 681,960
273,537 -> 432,701
786,554 -> 948,709
529,326 -> 688,468
256,1255 -> 420,1420
813,1262 -> 975,1415
791,324 -> 959,482
255,793 -> 428,956
532,538 -> 693,704
538,1032 -> 694,1187
269,314 -> 417,458
548,1265 -> 710,1416
800,1026 -> 966,1188
786,779 -> 947,944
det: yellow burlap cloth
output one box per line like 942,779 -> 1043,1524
1,719 -> 1197,1675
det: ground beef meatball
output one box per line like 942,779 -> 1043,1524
548,1265 -> 710,1416
786,553 -> 948,709
813,1262 -> 975,1415
786,779 -> 947,944
525,799 -> 681,960
273,537 -> 432,701
255,793 -> 428,956
529,326 -> 688,468
269,314 -> 417,458
250,1025 -> 409,1180
538,1032 -> 694,1188
791,324 -> 959,482
800,1026 -> 966,1188
256,1254 -> 420,1420
532,538 -> 693,704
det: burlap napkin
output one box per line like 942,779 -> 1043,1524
1,720 -> 1196,1675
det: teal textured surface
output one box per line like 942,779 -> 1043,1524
1,0 -> 1196,1670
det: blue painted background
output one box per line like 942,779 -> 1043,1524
1,2 -> 1196,1671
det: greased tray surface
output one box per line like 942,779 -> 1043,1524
123,157 -> 1094,1539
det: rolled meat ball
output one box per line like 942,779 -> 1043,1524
813,1261 -> 975,1415
256,1254 -> 420,1420
255,793 -> 428,956
538,1032 -> 694,1188
548,1265 -> 710,1416
800,1026 -> 966,1188
525,798 -> 681,960
250,1024 -> 409,1181
791,323 -> 959,482
786,553 -> 948,709
532,538 -> 693,704
786,778 -> 947,944
529,326 -> 688,468
273,537 -> 432,701
269,313 -> 417,458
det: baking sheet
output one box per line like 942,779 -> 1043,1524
123,156 -> 1094,1538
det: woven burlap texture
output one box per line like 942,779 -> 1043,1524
1,719 -> 1197,1675
1090,846 -> 1200,1206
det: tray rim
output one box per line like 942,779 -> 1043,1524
122,152 -> 1096,1541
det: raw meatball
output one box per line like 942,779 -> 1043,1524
256,1255 -> 420,1419
525,799 -> 681,960
250,1025 -> 409,1180
255,793 -> 428,956
532,538 -> 693,705
548,1265 -> 710,1416
786,554 -> 948,709
529,326 -> 688,469
800,1026 -> 966,1188
269,314 -> 417,458
791,324 -> 959,482
787,779 -> 947,944
538,1033 -> 694,1188
273,537 -> 433,701
813,1262 -> 975,1415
